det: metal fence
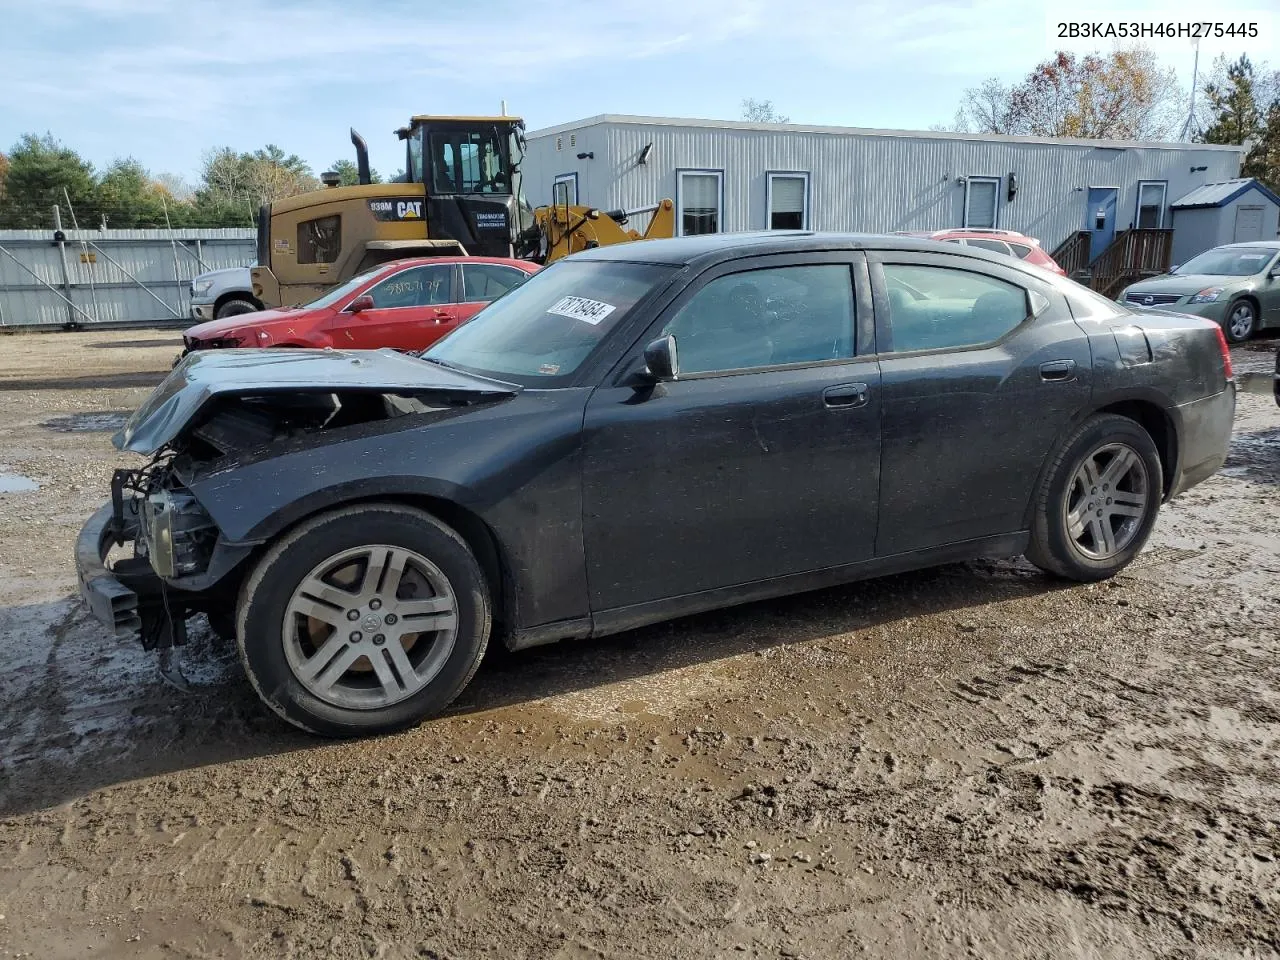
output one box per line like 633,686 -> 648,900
0,227 -> 256,329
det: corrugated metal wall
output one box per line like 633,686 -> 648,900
0,228 -> 256,328
524,118 -> 1243,254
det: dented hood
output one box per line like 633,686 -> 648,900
114,347 -> 519,455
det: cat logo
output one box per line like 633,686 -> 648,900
367,198 -> 426,222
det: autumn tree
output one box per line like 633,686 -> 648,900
958,48 -> 1183,140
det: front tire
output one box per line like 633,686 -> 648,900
215,298 -> 258,320
1223,298 -> 1257,343
236,504 -> 491,737
1026,414 -> 1163,582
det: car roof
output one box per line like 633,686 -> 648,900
377,255 -> 540,270
572,230 -> 1044,272
1214,240 -> 1280,250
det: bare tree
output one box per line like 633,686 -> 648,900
741,98 -> 790,124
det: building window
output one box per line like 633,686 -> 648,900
963,176 -> 1000,229
1135,181 -> 1167,228
297,215 -> 341,264
677,170 -> 723,236
767,172 -> 809,230
553,172 -> 579,205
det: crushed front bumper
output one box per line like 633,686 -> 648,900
75,500 -> 143,639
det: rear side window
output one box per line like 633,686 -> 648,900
1009,243 -> 1035,259
367,264 -> 453,308
297,215 -> 341,264
966,238 -> 1013,256
463,264 -> 530,303
663,264 -> 855,374
882,264 -> 1028,352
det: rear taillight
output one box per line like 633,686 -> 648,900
1213,324 -> 1233,380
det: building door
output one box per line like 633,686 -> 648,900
1234,205 -> 1265,243
1087,187 -> 1118,263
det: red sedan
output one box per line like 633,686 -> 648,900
895,229 -> 1067,276
182,257 -> 540,353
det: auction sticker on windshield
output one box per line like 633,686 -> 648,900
547,296 -> 616,325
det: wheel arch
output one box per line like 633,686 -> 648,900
1022,391 -> 1180,530
213,290 -> 264,313
217,484 -> 514,644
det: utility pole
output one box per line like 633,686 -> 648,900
1179,39 -> 1201,141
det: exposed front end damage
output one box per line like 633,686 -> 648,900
75,347 -> 521,672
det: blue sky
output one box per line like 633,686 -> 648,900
1,0 -> 1275,183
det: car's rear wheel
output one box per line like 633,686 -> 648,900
215,298 -> 258,320
1027,414 -> 1163,582
236,504 -> 491,736
1223,298 -> 1257,343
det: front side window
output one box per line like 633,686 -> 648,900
1136,181 -> 1167,229
1175,246 -> 1276,276
297,215 -> 341,264
963,177 -> 1000,229
425,260 -> 675,385
367,264 -> 453,309
663,265 -> 855,374
768,173 -> 809,230
882,264 -> 1028,352
678,170 -> 722,236
462,264 -> 530,303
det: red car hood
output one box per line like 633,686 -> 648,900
185,306 -> 316,343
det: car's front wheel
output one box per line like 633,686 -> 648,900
1027,414 -> 1163,582
1223,298 -> 1257,343
236,504 -> 491,736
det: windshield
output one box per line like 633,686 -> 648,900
301,268 -> 382,309
424,260 -> 675,385
407,135 -> 424,185
1175,247 -> 1277,277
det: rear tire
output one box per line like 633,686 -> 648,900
215,298 -> 258,320
235,503 -> 491,737
1026,414 -> 1163,582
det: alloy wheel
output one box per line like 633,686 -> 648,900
282,545 -> 458,709
1227,301 -> 1255,341
1063,442 -> 1150,561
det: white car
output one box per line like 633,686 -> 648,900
189,266 -> 260,321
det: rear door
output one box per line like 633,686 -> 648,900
581,253 -> 882,612
869,249 -> 1091,556
457,262 -> 534,323
335,263 -> 455,351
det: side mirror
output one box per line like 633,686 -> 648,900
1167,264 -> 1180,274
1269,267 -> 1280,281
642,334 -> 678,382
347,294 -> 374,314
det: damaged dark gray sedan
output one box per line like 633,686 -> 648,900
76,233 -> 1236,736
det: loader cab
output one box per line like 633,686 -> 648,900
399,116 -> 532,257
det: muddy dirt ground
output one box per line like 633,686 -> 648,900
0,328 -> 1278,960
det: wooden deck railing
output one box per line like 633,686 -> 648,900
1050,230 -> 1092,278
1090,229 -> 1174,299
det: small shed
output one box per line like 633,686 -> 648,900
1170,178 -> 1280,265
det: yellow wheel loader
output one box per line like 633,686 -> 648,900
250,116 -> 674,309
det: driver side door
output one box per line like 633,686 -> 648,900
334,264 -> 456,351
581,252 -> 883,616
